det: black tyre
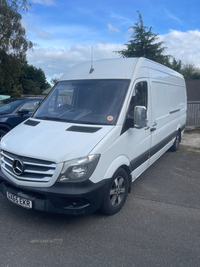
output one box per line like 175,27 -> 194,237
170,131 -> 180,152
100,168 -> 129,215
0,129 -> 7,140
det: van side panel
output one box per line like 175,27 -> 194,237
148,66 -> 186,166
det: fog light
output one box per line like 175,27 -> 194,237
71,199 -> 90,207
72,199 -> 84,206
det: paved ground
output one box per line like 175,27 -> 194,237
0,133 -> 200,267
181,132 -> 200,149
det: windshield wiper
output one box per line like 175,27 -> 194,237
35,116 -> 63,121
35,116 -> 76,123
35,116 -> 112,125
72,120 -> 111,126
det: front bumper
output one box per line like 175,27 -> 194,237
0,169 -> 108,215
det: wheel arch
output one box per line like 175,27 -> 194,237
120,165 -> 132,193
0,123 -> 12,133
103,156 -> 132,193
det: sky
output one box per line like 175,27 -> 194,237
21,0 -> 200,83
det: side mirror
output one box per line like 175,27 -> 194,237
134,106 -> 147,129
18,109 -> 29,116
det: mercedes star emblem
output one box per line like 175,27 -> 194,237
12,159 -> 24,176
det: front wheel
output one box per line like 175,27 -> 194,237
99,168 -> 129,215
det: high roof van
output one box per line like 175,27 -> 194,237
0,58 -> 187,215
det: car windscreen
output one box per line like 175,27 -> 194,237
0,99 -> 23,114
34,79 -> 130,125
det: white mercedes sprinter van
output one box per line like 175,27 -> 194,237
0,58 -> 187,215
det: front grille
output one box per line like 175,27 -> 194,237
0,150 -> 56,182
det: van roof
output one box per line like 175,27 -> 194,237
60,57 -> 184,82
60,58 -> 139,80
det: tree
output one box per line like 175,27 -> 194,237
166,58 -> 182,73
50,77 -> 59,86
0,0 -> 33,96
0,50 -> 23,95
180,63 -> 200,80
115,11 -> 190,74
0,0 -> 50,96
115,11 -> 200,78
115,11 -> 186,68
21,63 -> 51,95
0,0 -> 33,58
116,11 -> 171,65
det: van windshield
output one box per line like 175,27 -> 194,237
34,79 -> 130,125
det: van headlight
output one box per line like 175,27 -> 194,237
57,154 -> 100,183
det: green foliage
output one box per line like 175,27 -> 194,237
50,77 -> 59,86
0,0 -> 50,96
180,63 -> 200,80
0,53 -> 50,96
115,11 -> 200,80
0,0 -> 33,58
165,58 -> 182,73
115,11 -> 170,65
0,50 -> 23,95
21,63 -> 51,95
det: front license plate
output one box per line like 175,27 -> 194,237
6,192 -> 32,209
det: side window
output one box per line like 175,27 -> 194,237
128,81 -> 148,118
18,100 -> 41,113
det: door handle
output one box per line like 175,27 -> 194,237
145,126 -> 150,130
150,127 -> 156,132
152,122 -> 157,127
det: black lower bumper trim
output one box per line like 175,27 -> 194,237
0,170 -> 109,215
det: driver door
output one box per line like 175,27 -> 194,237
125,79 -> 152,180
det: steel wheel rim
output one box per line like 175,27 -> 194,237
109,176 -> 126,207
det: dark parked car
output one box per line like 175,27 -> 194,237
0,97 -> 43,138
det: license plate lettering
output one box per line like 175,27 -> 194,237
7,192 -> 32,209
